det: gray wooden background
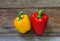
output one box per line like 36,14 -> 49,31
0,0 -> 60,41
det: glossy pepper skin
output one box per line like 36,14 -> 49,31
14,11 -> 31,34
31,9 -> 48,35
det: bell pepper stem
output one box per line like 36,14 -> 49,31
37,9 -> 44,18
18,11 -> 23,20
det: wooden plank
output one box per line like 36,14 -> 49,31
0,34 -> 60,41
0,36 -> 60,41
0,0 -> 60,8
0,9 -> 60,36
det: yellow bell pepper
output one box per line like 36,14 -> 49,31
13,11 -> 31,34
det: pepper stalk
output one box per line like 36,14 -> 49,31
18,11 -> 23,20
37,9 -> 44,18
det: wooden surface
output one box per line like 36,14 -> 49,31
1,36 -> 60,41
0,9 -> 60,36
0,0 -> 60,8
0,0 -> 60,41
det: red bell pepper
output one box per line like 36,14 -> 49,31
31,9 -> 48,35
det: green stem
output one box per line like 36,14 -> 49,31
18,11 -> 23,20
37,9 -> 44,18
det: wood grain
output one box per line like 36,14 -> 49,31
0,0 -> 60,8
0,36 -> 60,41
0,9 -> 60,36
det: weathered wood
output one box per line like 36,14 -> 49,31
0,9 -> 60,36
0,34 -> 60,41
1,36 -> 60,41
0,0 -> 60,8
